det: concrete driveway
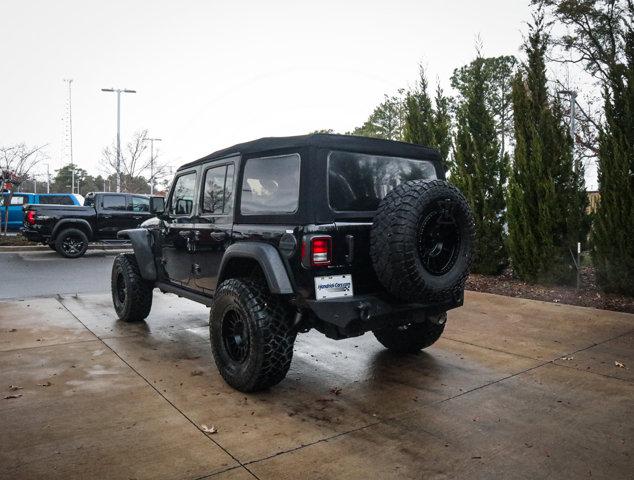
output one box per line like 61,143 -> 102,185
0,291 -> 632,479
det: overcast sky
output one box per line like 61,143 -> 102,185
2,0 -> 538,183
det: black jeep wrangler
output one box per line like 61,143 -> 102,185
111,134 -> 475,392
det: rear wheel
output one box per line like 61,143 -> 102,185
111,253 -> 153,322
373,313 -> 446,353
209,279 -> 295,392
55,228 -> 89,258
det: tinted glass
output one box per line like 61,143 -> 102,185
102,195 -> 127,211
39,195 -> 74,205
202,164 -> 235,214
241,154 -> 300,215
131,196 -> 150,212
328,151 -> 437,211
169,172 -> 196,215
202,166 -> 226,214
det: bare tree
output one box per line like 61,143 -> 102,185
101,130 -> 169,193
0,143 -> 47,180
1,143 -> 47,234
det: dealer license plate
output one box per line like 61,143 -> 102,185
314,274 -> 354,300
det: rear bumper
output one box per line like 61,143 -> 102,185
20,227 -> 48,243
304,290 -> 463,338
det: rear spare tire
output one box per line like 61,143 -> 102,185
370,179 -> 475,303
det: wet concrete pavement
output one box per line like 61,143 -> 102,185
0,291 -> 632,479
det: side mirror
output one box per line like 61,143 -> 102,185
150,196 -> 165,215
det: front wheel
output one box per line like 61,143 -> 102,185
55,228 -> 89,258
373,313 -> 446,353
111,253 -> 153,322
209,279 -> 295,392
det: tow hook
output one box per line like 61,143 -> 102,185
356,301 -> 372,321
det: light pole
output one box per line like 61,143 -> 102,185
63,79 -> 75,193
101,87 -> 136,192
144,137 -> 162,194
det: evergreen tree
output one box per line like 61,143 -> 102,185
402,66 -> 452,161
351,91 -> 405,140
592,26 -> 634,294
432,84 -> 452,162
451,54 -> 508,274
507,16 -> 587,284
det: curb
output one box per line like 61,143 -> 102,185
0,244 -> 132,253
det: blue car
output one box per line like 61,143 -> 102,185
1,192 -> 84,231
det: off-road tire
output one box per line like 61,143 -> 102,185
373,314 -> 446,353
209,278 -> 295,392
370,179 -> 475,303
54,228 -> 89,258
111,253 -> 153,322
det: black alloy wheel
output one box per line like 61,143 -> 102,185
416,200 -> 462,276
54,228 -> 89,258
221,309 -> 250,363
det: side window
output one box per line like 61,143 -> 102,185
202,164 -> 235,215
169,172 -> 196,216
102,195 -> 127,211
131,196 -> 150,212
202,166 -> 226,214
10,195 -> 25,205
240,154 -> 300,215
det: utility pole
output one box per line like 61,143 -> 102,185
45,163 -> 50,193
63,79 -> 75,193
144,137 -> 162,194
101,87 -> 136,192
558,89 -> 581,289
558,90 -> 578,171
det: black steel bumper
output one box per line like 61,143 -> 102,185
20,227 -> 48,243
304,290 -> 463,338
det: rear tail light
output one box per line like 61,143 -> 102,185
26,211 -> 36,225
303,235 -> 332,266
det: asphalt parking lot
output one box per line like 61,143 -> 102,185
1,290 -> 632,479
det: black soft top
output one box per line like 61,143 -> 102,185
178,134 -> 440,171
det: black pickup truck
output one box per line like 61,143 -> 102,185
21,192 -> 158,258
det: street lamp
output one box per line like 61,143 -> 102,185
144,137 -> 162,194
101,87 -> 136,192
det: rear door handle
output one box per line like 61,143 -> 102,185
178,230 -> 191,237
102,214 -> 112,219
210,232 -> 226,241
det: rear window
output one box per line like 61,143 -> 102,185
39,195 -> 74,205
240,154 -> 300,215
328,151 -> 437,211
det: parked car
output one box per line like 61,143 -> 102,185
110,134 -> 475,392
21,192 -> 158,258
1,192 -> 83,231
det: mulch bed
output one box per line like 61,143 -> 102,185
0,234 -> 32,247
466,267 -> 634,314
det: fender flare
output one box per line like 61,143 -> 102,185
218,242 -> 294,294
52,219 -> 93,241
118,228 -> 157,281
